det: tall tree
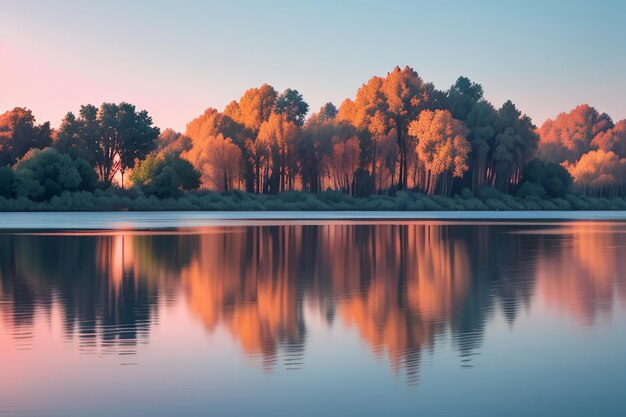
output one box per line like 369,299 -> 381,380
275,89 -> 309,126
55,103 -> 159,185
339,67 -> 431,190
0,108 -> 51,166
222,85 -> 278,191
491,100 -> 539,192
55,105 -> 101,164
318,102 -> 338,121
565,150 -> 626,197
537,104 -> 613,164
409,109 -> 470,195
257,113 -> 299,193
300,111 -> 355,192
382,66 -> 430,189
338,76 -> 389,190
182,133 -> 242,191
592,120 -> 626,157
446,76 -> 484,121
224,84 -> 278,132
155,128 -> 192,156
464,101 -> 498,190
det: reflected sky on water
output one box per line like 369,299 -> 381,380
1,219 -> 626,416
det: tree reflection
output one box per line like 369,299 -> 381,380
1,222 -> 625,383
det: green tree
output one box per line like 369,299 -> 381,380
12,148 -> 98,201
317,102 -> 338,121
464,101 -> 498,190
55,103 -> 159,186
275,89 -> 309,126
491,100 -> 539,192
131,153 -> 200,196
446,76 -> 484,121
520,158 -> 572,198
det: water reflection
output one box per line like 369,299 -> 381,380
1,222 -> 626,384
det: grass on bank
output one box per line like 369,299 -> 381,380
1,187 -> 626,211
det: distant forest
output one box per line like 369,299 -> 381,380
1,66 -> 626,210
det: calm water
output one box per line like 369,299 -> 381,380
1,214 -> 626,416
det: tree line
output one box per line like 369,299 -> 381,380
1,66 -> 625,202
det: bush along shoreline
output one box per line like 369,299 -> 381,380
2,188 -> 626,212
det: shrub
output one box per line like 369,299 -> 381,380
521,158 -> 572,198
132,153 -> 201,196
12,148 -> 98,201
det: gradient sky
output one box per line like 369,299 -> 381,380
1,0 -> 625,132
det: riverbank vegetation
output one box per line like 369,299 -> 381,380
2,67 -> 626,210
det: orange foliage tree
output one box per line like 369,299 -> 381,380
565,150 -> 626,197
409,110 -> 470,195
256,113 -> 299,193
182,133 -> 242,191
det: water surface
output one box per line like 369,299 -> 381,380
1,214 -> 625,416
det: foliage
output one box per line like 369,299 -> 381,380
55,103 -> 160,185
275,89 -> 309,126
0,166 -> 15,198
5,66 -> 626,205
409,109 -> 470,195
12,148 -> 98,201
520,158 -> 572,198
131,153 -> 200,197
0,108 -> 52,166
538,104 -> 614,164
155,128 -> 193,156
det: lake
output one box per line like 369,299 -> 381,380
1,213 -> 625,416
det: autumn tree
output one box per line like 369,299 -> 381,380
377,130 -> 400,190
537,104 -> 614,164
338,67 -> 432,190
182,133 -> 242,191
382,66 -> 431,189
300,109 -> 355,192
183,107 -> 247,191
409,109 -> 470,195
257,113 -> 299,193
338,76 -> 388,191
55,103 -> 159,186
186,108 -> 244,144
224,84 -> 278,132
591,120 -> 626,158
0,108 -> 52,166
565,150 -> 626,197
222,85 -> 279,191
155,128 -> 192,156
327,136 -> 360,194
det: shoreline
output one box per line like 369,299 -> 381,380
2,210 -> 626,230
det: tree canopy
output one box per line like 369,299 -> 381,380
55,103 -> 160,185
3,66 -> 625,202
0,108 -> 52,166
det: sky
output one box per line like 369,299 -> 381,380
1,0 -> 625,132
